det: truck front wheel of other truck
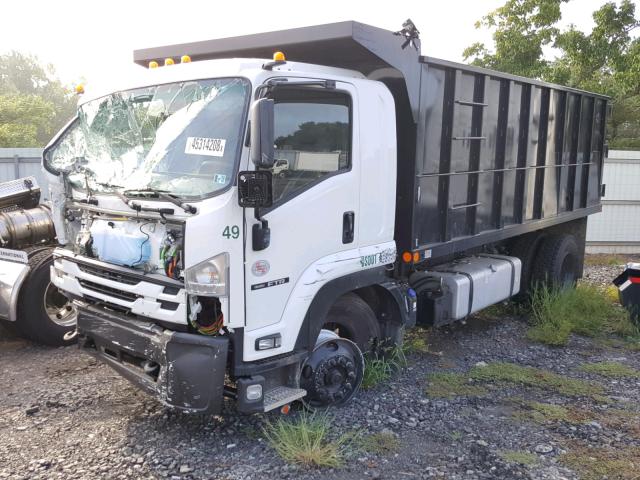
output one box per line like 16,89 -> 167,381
0,177 -> 77,346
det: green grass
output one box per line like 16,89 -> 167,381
425,372 -> 488,398
579,361 -> 640,378
562,445 -> 640,480
362,345 -> 407,389
499,450 -> 538,466
262,411 -> 350,468
468,362 -> 606,400
358,431 -> 400,455
425,362 -> 607,401
511,400 -> 591,425
583,254 -> 628,267
526,284 -> 639,346
402,328 -> 431,356
475,302 -> 519,320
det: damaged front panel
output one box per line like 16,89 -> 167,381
77,304 -> 228,413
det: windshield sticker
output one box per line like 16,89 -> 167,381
185,137 -> 226,157
214,174 -> 228,184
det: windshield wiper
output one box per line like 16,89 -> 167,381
123,189 -> 197,214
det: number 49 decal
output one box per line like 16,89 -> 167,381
223,225 -> 240,239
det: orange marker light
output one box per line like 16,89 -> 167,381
181,55 -> 191,63
273,51 -> 286,62
148,61 -> 159,69
402,252 -> 412,263
413,252 -> 421,263
74,84 -> 85,94
164,58 -> 175,66
280,404 -> 291,415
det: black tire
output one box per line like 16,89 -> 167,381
509,233 -> 546,301
323,293 -> 381,353
531,234 -> 580,290
15,248 -> 77,346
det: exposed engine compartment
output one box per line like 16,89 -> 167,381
64,207 -> 184,280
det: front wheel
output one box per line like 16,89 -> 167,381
15,249 -> 77,346
300,330 -> 364,409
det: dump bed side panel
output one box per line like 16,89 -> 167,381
409,58 -> 607,261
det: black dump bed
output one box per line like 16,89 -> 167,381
135,21 -> 607,262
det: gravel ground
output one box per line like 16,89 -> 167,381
1,258 -> 639,480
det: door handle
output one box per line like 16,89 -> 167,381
342,211 -> 354,244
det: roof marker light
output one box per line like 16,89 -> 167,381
164,58 -> 175,66
181,55 -> 191,63
148,61 -> 159,69
74,84 -> 85,94
273,51 -> 286,61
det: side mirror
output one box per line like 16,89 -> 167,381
250,98 -> 275,168
237,170 -> 273,208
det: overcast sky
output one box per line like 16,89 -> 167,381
1,0 -> 633,88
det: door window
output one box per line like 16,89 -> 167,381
271,89 -> 351,203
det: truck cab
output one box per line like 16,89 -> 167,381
45,53 -> 401,413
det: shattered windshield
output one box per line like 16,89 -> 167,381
45,78 -> 249,198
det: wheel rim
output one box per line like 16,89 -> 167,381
301,335 -> 364,409
43,283 -> 77,328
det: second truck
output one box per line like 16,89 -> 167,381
42,21 -> 607,414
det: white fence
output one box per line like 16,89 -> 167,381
586,150 -> 640,254
0,148 -> 49,200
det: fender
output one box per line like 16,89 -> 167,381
0,257 -> 30,322
294,266 -> 411,351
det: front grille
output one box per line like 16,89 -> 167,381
79,279 -> 140,303
78,263 -> 140,286
84,295 -> 133,315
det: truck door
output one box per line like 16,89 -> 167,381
243,82 -> 359,357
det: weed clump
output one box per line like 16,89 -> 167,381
562,445 -> 640,480
425,372 -> 488,398
362,345 -> 407,389
579,361 -> 640,378
499,450 -> 538,466
468,362 -> 606,400
358,431 -> 400,455
262,411 -> 349,468
527,284 -> 638,346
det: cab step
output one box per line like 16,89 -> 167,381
263,386 -> 306,412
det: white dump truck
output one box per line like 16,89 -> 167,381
39,20 -> 606,414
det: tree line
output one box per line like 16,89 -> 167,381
464,0 -> 639,149
0,1 -> 638,149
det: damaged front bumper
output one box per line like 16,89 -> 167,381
76,302 -> 228,414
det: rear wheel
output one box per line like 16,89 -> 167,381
509,232 -> 546,301
531,234 -> 580,290
15,248 -> 77,346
